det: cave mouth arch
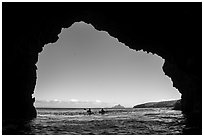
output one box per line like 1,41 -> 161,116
34,21 -> 181,108
3,3 -> 201,134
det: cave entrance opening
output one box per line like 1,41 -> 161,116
34,21 -> 181,108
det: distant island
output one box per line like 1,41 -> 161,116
112,104 -> 125,108
133,99 -> 181,110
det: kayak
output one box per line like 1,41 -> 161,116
87,111 -> 94,115
99,111 -> 106,114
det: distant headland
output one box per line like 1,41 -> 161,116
112,104 -> 125,109
133,99 -> 181,110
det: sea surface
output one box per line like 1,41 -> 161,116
3,108 -> 186,135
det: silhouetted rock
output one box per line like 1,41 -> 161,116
173,100 -> 182,110
112,104 -> 125,109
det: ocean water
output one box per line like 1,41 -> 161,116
3,108 -> 186,135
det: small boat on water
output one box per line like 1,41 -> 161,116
86,108 -> 94,115
84,108 -> 106,115
99,108 -> 106,115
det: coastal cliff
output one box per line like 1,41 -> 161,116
133,100 -> 181,109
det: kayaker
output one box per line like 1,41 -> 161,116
99,108 -> 105,114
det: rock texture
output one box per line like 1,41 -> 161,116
3,3 -> 201,133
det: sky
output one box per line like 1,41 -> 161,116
34,21 -> 181,108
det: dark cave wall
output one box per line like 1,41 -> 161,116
3,2 -> 201,124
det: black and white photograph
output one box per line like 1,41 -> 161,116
2,2 -> 202,135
